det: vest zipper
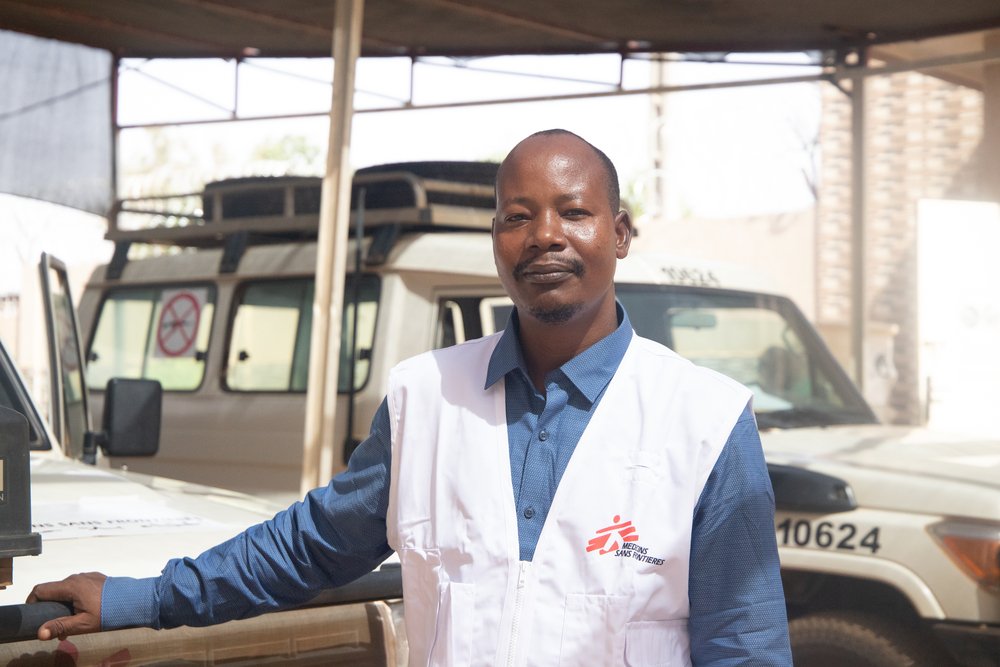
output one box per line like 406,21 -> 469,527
506,561 -> 531,667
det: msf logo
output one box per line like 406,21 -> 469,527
586,515 -> 665,566
586,515 -> 639,555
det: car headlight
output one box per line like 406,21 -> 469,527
928,519 -> 1000,593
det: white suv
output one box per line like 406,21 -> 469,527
0,255 -> 400,664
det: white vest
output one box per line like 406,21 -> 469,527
386,332 -> 751,667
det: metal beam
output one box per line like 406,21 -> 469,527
117,70 -> 831,129
985,32 -> 1000,201
301,0 -> 365,495
411,0 -> 609,44
357,71 -> 830,112
109,54 -> 120,233
111,46 -> 1000,131
849,51 -> 867,391
171,0 -> 338,39
855,45 -> 1000,81
170,0 -> 404,52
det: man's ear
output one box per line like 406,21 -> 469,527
614,210 -> 633,259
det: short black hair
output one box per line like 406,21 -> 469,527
498,129 -> 621,212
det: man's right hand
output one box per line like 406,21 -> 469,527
27,572 -> 107,640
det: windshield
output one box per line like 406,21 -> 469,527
617,285 -> 877,429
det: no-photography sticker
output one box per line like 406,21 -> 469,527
155,288 -> 207,358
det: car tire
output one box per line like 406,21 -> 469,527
789,611 -> 955,667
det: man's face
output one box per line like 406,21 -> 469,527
492,134 -> 631,326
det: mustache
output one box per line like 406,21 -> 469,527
513,257 -> 585,280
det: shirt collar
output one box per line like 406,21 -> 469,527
485,302 -> 633,405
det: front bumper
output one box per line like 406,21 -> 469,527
931,621 -> 1000,667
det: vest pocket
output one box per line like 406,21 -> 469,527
428,581 -> 476,666
624,619 -> 690,667
398,547 -> 442,665
558,593 -> 629,666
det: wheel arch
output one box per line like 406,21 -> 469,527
779,551 -> 944,621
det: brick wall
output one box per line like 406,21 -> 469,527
816,68 -> 984,424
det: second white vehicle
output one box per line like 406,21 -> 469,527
0,255 -> 401,664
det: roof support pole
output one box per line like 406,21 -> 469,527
109,54 -> 120,232
849,48 -> 868,391
301,0 -> 365,495
984,31 -> 1000,201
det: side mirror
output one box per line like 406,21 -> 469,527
768,463 -> 857,514
0,406 -> 42,587
99,378 -> 161,457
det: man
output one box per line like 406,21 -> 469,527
31,129 -> 791,665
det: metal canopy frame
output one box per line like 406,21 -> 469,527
3,0 -> 999,59
114,44 -> 1000,131
4,1 -> 1000,488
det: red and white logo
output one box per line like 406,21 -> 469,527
586,515 -> 639,555
586,514 -> 665,565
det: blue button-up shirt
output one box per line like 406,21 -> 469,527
488,306 -> 639,561
103,305 -> 791,664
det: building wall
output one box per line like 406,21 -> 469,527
633,207 -> 817,321
816,67 -> 985,424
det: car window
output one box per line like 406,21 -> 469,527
618,285 -> 873,426
436,295 -> 512,348
43,263 -> 89,452
86,285 -> 215,391
226,276 -> 379,393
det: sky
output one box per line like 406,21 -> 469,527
114,53 -> 821,212
2,51 -> 822,296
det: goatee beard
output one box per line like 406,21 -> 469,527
529,302 -> 581,324
512,257 -> 586,324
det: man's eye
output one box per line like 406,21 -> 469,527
503,213 -> 528,224
563,209 -> 588,218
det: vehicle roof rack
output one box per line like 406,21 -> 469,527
107,161 -> 499,250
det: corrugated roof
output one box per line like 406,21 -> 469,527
1,0 -> 999,59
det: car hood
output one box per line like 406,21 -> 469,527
1,455 -> 286,605
761,423 -> 1000,519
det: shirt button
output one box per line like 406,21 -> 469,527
523,507 -> 535,519
538,430 -> 549,441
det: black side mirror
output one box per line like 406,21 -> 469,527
0,406 -> 42,587
768,463 -> 857,514
99,378 -> 161,457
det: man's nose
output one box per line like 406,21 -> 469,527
529,210 -> 566,249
